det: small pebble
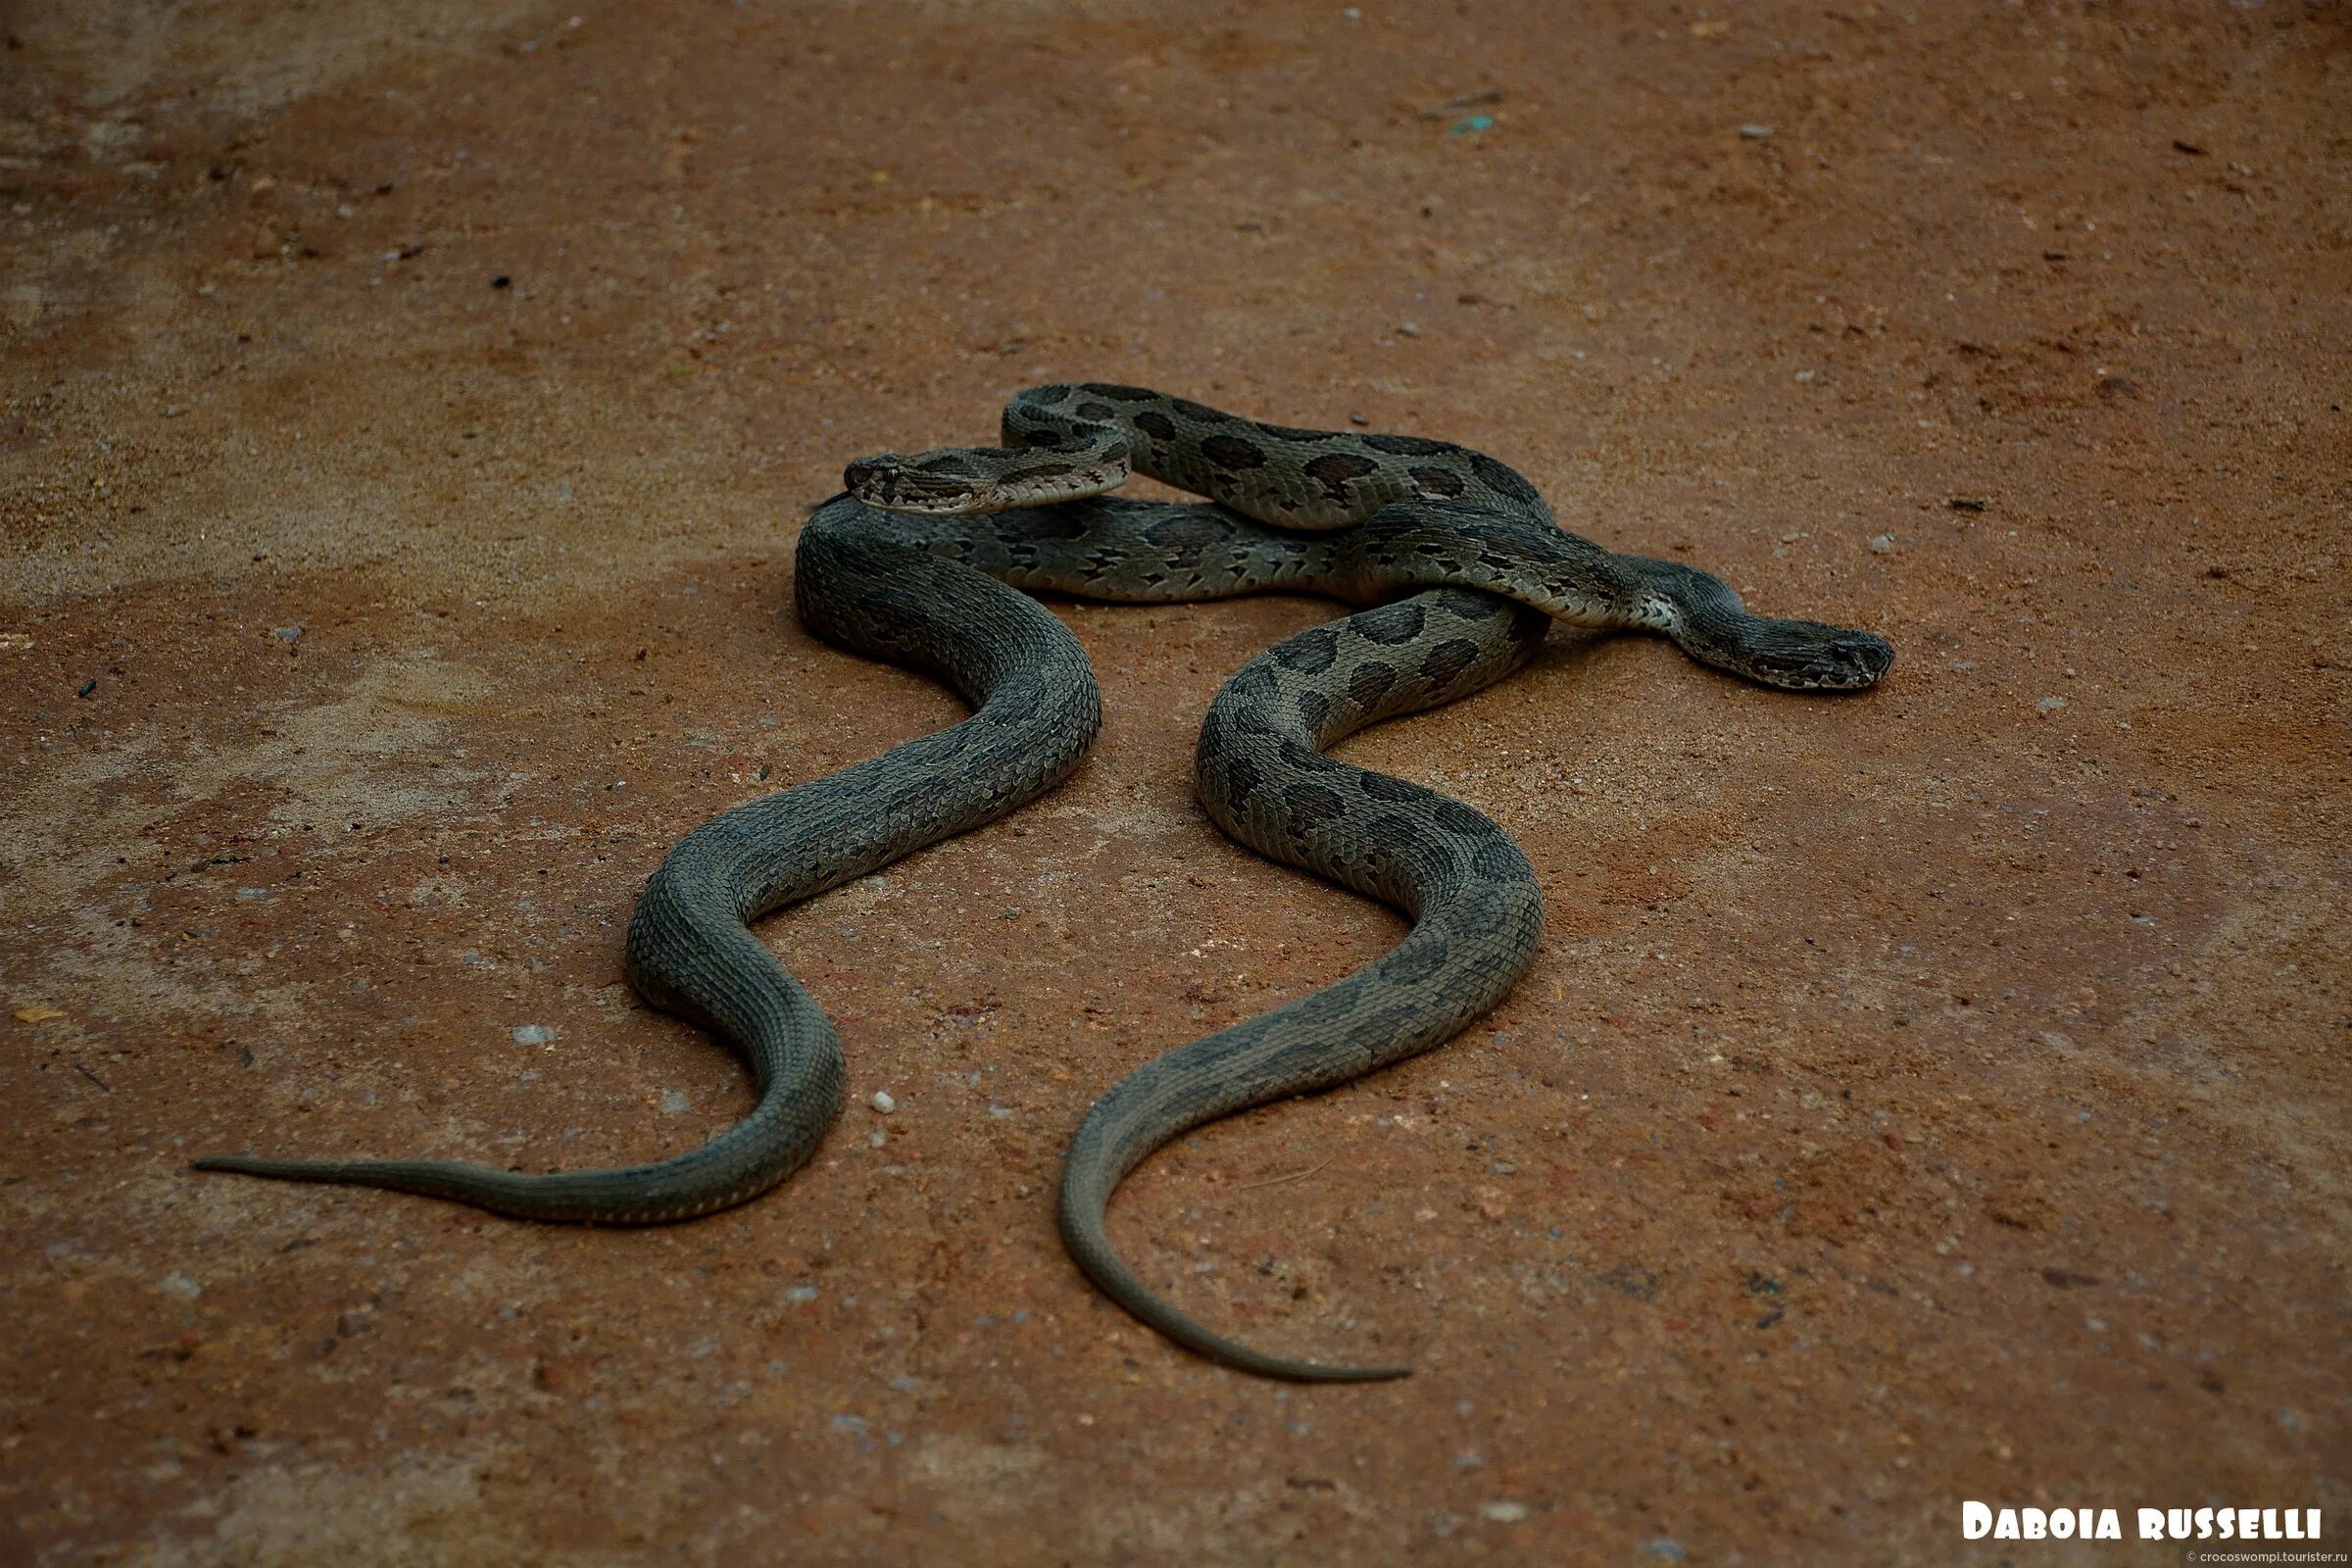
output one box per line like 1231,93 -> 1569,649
159,1273 -> 202,1299
660,1090 -> 690,1113
1645,1541 -> 1687,1563
2034,696 -> 2067,716
1396,320 -> 1422,337
1478,1501 -> 1529,1523
870,1091 -> 896,1113
1738,123 -> 1773,138
1869,533 -> 1896,554
786,1285 -> 819,1302
512,1024 -> 555,1045
271,626 -> 302,641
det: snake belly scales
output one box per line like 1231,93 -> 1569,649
197,383 -> 1893,1381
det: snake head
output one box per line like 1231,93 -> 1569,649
1740,619 -> 1897,691
844,452 -> 992,514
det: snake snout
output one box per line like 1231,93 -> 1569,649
1825,629 -> 1897,688
843,455 -> 905,504
1781,636 -> 1894,692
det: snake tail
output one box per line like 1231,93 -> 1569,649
1057,590 -> 1551,1380
194,518 -> 1102,1222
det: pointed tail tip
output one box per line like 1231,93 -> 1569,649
1305,1361 -> 1414,1384
1220,1345 -> 1414,1383
191,1153 -> 318,1178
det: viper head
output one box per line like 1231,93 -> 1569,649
1734,619 -> 1896,691
843,453 -> 989,514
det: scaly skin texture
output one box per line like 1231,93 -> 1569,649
198,384 -> 1892,1380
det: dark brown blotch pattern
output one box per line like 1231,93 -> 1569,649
1362,432 -> 1452,458
1286,743 -> 1352,777
1200,433 -> 1269,470
1303,452 -> 1380,504
1430,799 -> 1493,837
1355,600 -> 1427,645
1348,662 -> 1396,709
1144,513 -> 1238,548
1380,937 -> 1451,984
1283,781 -> 1348,833
1357,771 -> 1425,804
1469,452 -> 1544,507
1221,753 -> 1262,807
1420,637 -> 1482,687
1272,624 -> 1340,673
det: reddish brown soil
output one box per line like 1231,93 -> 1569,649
4,3 -> 2346,1563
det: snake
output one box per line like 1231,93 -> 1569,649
195,383 -> 1893,1382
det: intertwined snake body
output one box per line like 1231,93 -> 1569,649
198,384 -> 1892,1380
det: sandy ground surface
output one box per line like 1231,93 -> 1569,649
4,2 -> 2347,1563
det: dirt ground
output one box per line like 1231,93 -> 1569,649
3,1 -> 2346,1563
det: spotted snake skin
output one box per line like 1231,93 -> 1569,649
197,383 -> 1893,1382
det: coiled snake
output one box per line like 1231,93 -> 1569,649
198,384 -> 1893,1381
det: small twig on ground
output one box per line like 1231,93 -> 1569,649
1238,1154 -> 1335,1192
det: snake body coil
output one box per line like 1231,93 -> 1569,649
197,384 -> 1892,1380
